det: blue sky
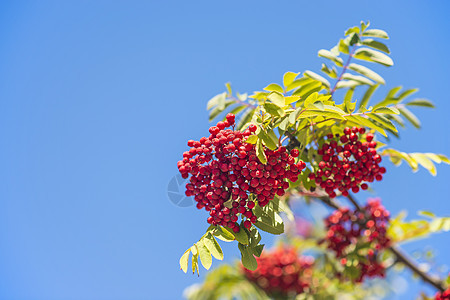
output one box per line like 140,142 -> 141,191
0,1 -> 449,299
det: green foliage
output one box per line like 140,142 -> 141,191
388,211 -> 450,243
184,264 -> 269,300
181,22 -> 450,300
180,227 -> 228,275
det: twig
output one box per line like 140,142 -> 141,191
346,193 -> 362,211
389,245 -> 445,292
330,45 -> 357,96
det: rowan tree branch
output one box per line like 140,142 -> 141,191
286,134 -> 446,292
313,193 -> 445,292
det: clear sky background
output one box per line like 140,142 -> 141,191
0,1 -> 449,299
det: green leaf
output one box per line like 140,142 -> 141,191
397,88 -> 419,101
286,77 -> 314,92
223,226 -> 249,245
349,32 -> 360,46
361,39 -> 390,53
399,107 -> 421,128
207,92 -> 227,110
406,99 -> 435,108
372,106 -> 400,114
321,63 -> 338,79
348,63 -> 385,84
304,70 -> 331,89
362,29 -> 389,39
267,91 -> 285,107
342,73 -> 374,85
236,108 -> 255,130
225,82 -> 232,96
292,81 -> 323,97
419,211 -> 436,218
354,48 -> 393,66
358,84 -> 379,111
279,117 -> 289,131
251,244 -> 264,257
245,135 -> 258,144
368,114 -> 398,132
252,205 -> 284,235
264,83 -> 284,94
191,246 -> 199,275
197,240 -> 213,270
284,95 -> 300,105
213,226 -> 235,242
339,39 -> 349,54
335,80 -> 359,89
209,101 -> 234,121
256,139 -> 267,164
258,130 -> 278,150
410,153 -> 437,176
318,49 -> 344,67
238,243 -> 258,271
304,92 -> 319,107
346,115 -> 387,136
361,20 -> 370,32
345,26 -> 360,36
227,105 -> 247,118
283,72 -> 299,88
203,233 -> 224,261
180,249 -> 191,273
263,102 -> 285,117
343,88 -> 356,113
435,154 -> 450,164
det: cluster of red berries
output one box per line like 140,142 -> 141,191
323,198 -> 391,282
243,247 -> 314,297
435,288 -> 450,300
308,127 -> 386,198
177,114 -> 305,232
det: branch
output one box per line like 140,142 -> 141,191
330,45 -> 357,96
389,245 -> 445,292
311,193 -> 445,292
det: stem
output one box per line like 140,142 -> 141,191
330,45 -> 357,96
346,193 -> 362,211
230,96 -> 258,109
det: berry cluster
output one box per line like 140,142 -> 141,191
177,114 -> 305,232
308,127 -> 386,198
323,198 -> 391,282
436,288 -> 450,300
243,247 -> 314,297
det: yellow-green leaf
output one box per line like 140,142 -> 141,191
264,83 -> 284,94
318,49 -> 344,67
348,63 -> 385,84
283,72 -> 299,88
304,70 -> 331,89
354,48 -> 393,67
197,240 -> 213,270
180,249 -> 191,273
361,39 -> 390,53
267,91 -> 285,107
203,233 -> 224,261
362,29 -> 389,39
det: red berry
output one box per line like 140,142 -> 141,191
290,149 -> 299,157
243,220 -> 252,229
